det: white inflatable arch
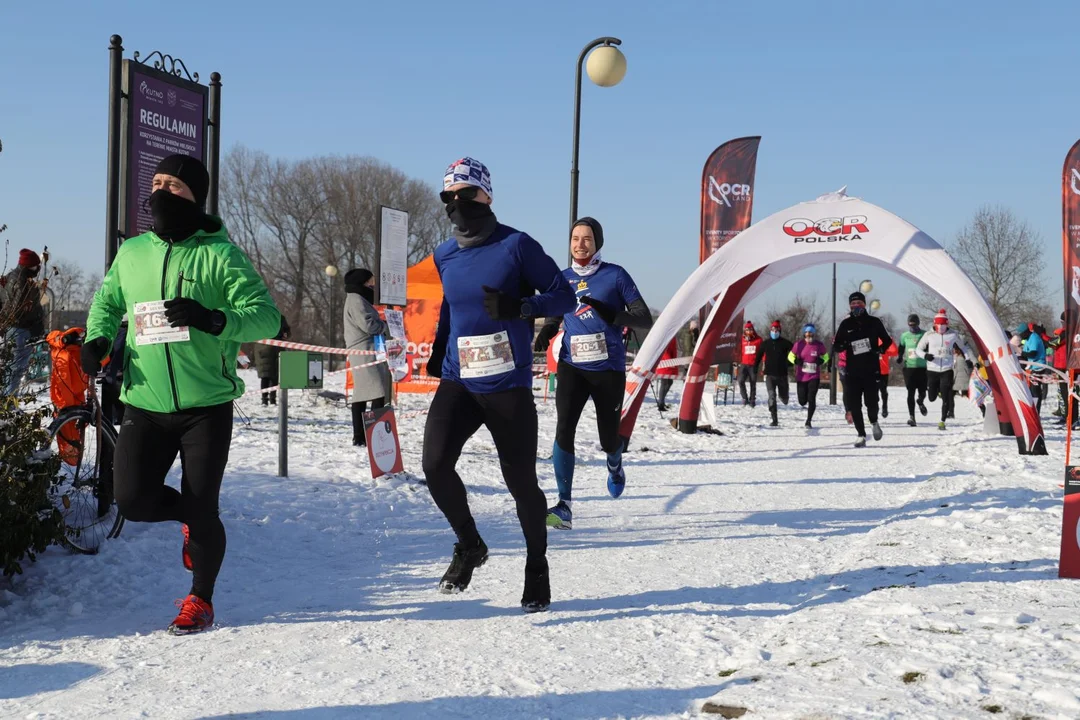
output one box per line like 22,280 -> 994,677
620,189 -> 1046,455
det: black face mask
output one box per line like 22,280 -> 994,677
446,199 -> 495,237
149,189 -> 205,241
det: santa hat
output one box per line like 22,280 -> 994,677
18,249 -> 40,268
934,309 -> 948,326
770,320 -> 781,330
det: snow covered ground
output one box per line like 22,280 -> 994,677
2,371 -> 1079,719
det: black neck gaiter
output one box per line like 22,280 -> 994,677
150,189 -> 207,242
447,199 -> 498,248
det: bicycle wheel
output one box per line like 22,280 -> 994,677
47,408 -> 124,554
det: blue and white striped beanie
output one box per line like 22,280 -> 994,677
443,157 -> 493,198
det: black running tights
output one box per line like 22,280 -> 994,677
421,381 -> 547,563
114,402 -> 233,603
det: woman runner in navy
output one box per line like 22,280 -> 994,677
533,218 -> 653,530
422,157 -> 575,613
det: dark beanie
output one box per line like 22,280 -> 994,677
849,291 -> 866,304
573,217 -> 605,252
154,154 -> 210,208
907,313 -> 919,324
345,268 -> 373,287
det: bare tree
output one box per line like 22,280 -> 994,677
45,262 -> 98,312
950,205 -> 1049,329
759,292 -> 825,339
221,145 -> 450,345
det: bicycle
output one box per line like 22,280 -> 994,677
44,334 -> 124,554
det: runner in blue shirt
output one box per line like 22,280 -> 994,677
533,217 -> 653,529
422,157 -> 575,613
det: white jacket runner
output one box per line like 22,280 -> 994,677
915,330 -> 975,373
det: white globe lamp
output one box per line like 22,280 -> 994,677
586,45 -> 627,88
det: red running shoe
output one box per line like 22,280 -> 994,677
181,524 -> 192,572
168,594 -> 214,635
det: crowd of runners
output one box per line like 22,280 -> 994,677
3,153 -> 1069,634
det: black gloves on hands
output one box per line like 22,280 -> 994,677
80,337 -> 111,377
924,353 -> 935,362
966,360 -> 975,371
163,297 -> 224,335
534,323 -> 560,352
895,356 -> 904,366
481,286 -> 523,321
581,296 -> 617,325
426,338 -> 446,379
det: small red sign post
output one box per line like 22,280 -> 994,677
364,406 -> 404,479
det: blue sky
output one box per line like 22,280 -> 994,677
1,0 -> 1075,328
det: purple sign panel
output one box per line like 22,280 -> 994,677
124,63 -> 207,238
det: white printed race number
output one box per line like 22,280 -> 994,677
133,300 -> 189,346
570,333 -> 608,363
802,362 -> 818,375
852,338 -> 871,355
745,345 -> 757,354
907,348 -> 917,359
457,332 -> 515,379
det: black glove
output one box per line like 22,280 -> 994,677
895,356 -> 904,366
80,336 -> 111,376
163,297 -> 224,335
966,360 -> 974,371
924,353 -> 934,362
534,323 -> 560,352
426,338 -> 446,379
580,296 -> 618,325
481,286 -> 522,321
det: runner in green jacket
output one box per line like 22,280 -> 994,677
83,154 -> 279,635
896,313 -> 928,426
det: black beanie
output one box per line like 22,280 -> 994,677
154,154 -> 210,208
572,217 -> 605,252
907,313 -> 919,324
848,291 -> 866,304
344,268 -> 373,290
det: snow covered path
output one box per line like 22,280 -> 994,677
2,377 -> 1079,719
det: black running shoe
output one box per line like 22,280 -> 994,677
521,558 -> 550,613
918,401 -> 928,417
439,538 -> 488,594
907,416 -> 917,427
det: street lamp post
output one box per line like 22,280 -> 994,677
568,37 -> 626,266
830,264 -> 837,404
325,264 -> 339,364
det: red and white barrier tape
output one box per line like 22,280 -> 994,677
242,357 -> 386,398
258,338 -> 378,356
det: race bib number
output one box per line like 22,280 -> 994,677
745,345 -> 757,355
907,348 -> 917,359
802,362 -> 818,375
852,338 -> 871,355
457,332 -> 514,379
570,333 -> 608,363
133,300 -> 189,346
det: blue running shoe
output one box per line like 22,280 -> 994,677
546,501 -> 573,530
607,464 -> 626,499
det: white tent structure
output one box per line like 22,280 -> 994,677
620,189 -> 1046,455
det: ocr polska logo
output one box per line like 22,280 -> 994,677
708,177 -> 752,208
167,89 -> 177,107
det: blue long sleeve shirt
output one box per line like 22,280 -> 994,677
558,263 -> 642,372
432,224 -> 575,393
